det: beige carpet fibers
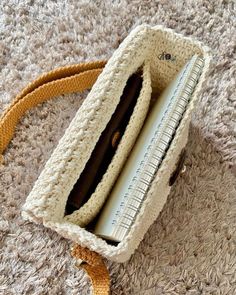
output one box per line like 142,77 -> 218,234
0,1 -> 236,294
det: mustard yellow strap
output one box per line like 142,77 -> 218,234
0,60 -> 106,158
71,244 -> 110,295
0,60 -> 110,294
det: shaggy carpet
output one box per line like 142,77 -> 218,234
0,1 -> 235,294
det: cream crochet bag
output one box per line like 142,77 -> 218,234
0,25 -> 211,294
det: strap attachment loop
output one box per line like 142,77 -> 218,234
71,244 -> 110,295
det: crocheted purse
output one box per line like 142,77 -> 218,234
0,25 -> 211,294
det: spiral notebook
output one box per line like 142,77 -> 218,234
94,55 -> 204,242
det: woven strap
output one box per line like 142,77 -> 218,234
71,244 -> 110,295
0,60 -> 106,159
0,60 -> 110,294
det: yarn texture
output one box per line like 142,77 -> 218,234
22,25 -> 211,263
